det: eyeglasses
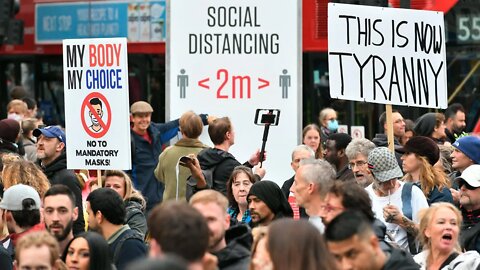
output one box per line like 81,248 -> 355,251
348,160 -> 368,169
459,180 -> 479,190
321,204 -> 344,213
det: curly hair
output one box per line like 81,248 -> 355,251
2,159 -> 50,198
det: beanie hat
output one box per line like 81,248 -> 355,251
0,119 -> 20,143
401,136 -> 440,166
453,136 -> 480,164
414,113 -> 437,137
247,180 -> 293,218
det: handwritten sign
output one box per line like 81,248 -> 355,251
328,3 -> 447,109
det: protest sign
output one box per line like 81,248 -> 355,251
328,3 -> 447,109
63,38 -> 131,170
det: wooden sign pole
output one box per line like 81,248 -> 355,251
385,104 -> 395,153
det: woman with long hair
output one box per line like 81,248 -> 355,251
250,219 -> 337,270
302,124 -> 323,159
102,170 -> 147,239
62,232 -> 115,270
401,136 -> 453,205
414,202 -> 480,269
226,166 -> 257,226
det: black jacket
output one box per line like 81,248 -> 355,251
382,248 -> 420,270
213,224 -> 252,270
197,148 -> 252,195
372,134 -> 404,167
41,152 -> 85,235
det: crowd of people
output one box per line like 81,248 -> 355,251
1,93 -> 480,270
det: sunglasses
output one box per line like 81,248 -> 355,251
459,180 -> 479,190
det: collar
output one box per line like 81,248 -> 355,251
107,224 -> 130,244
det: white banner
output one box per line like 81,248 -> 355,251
63,37 -> 131,170
328,3 -> 447,109
168,0 -> 301,185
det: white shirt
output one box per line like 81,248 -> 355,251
365,181 -> 429,250
309,216 -> 325,233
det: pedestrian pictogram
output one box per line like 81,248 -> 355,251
279,69 -> 290,99
81,92 -> 112,138
178,69 -> 189,98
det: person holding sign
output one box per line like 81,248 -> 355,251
372,111 -> 406,166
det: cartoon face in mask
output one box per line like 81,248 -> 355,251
327,119 -> 339,132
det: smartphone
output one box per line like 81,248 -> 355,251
254,109 -> 280,126
179,155 -> 193,166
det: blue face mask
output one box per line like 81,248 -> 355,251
328,120 -> 339,132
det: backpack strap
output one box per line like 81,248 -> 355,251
401,182 -> 420,254
401,182 -> 413,220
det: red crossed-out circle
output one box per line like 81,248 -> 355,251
81,92 -> 112,138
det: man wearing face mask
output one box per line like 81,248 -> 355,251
318,107 -> 338,146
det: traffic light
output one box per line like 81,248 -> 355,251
0,0 -> 23,45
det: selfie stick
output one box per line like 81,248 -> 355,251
259,111 -> 273,168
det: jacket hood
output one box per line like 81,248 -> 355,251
125,197 -> 146,211
213,224 -> 252,269
198,148 -> 236,169
42,152 -> 67,177
383,248 -> 419,270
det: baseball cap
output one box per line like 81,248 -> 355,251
452,136 -> 480,164
130,101 -> 153,114
33,126 -> 66,144
0,184 -> 41,211
455,164 -> 480,188
368,147 -> 404,182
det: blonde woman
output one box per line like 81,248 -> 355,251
414,202 -> 480,269
102,170 -> 147,239
401,136 -> 453,205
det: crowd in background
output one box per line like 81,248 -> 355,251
1,87 -> 480,270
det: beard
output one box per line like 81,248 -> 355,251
208,230 -> 226,251
47,220 -> 73,241
88,223 -> 103,235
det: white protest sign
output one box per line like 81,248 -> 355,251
351,126 -> 365,138
168,0 -> 300,185
328,3 -> 447,109
63,38 -> 131,170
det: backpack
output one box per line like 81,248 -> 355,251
185,165 -> 217,201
